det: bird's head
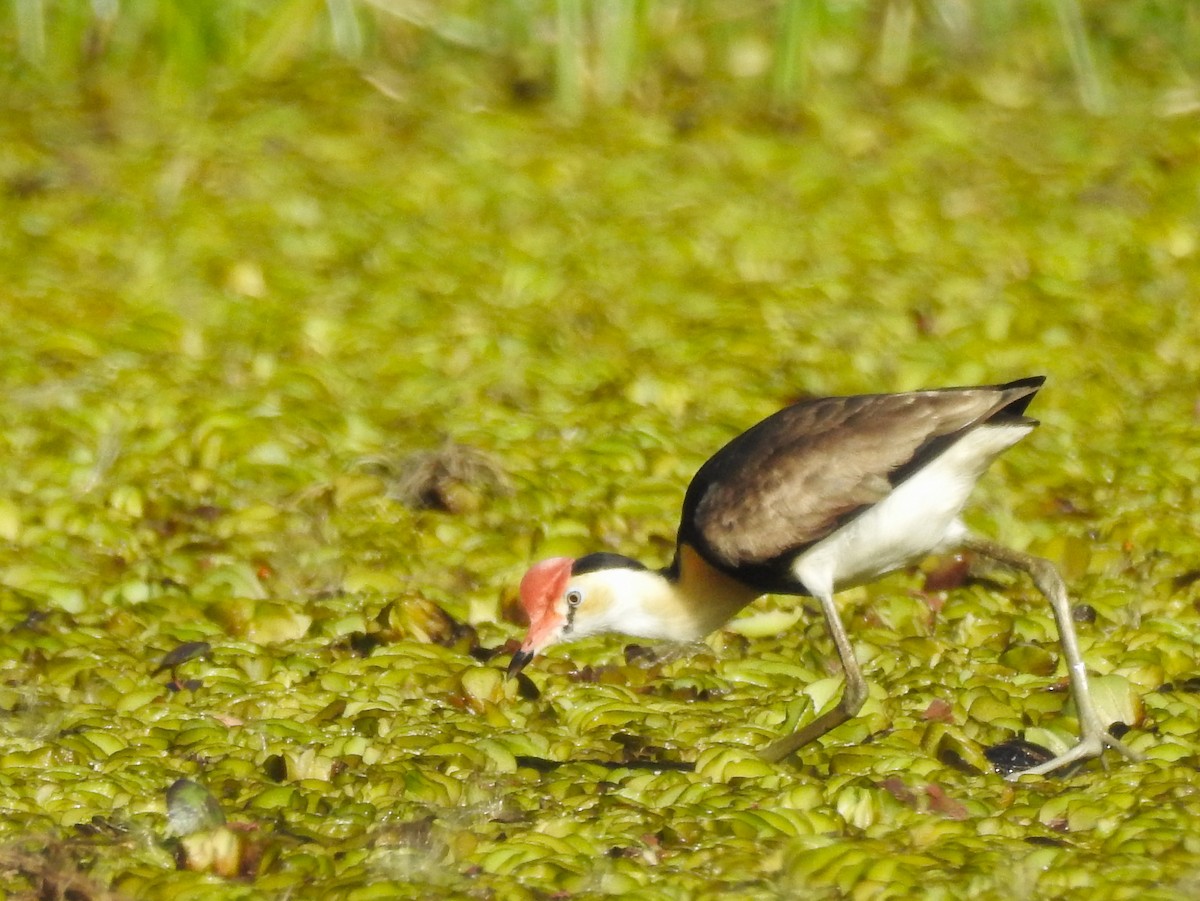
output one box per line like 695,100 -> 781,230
507,553 -> 657,677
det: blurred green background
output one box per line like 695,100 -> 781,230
2,2 -> 1200,899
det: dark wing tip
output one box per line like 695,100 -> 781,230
1004,375 -> 1047,389
997,376 -> 1047,419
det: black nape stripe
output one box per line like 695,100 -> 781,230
572,553 -> 647,576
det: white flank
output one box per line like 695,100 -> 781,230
793,422 -> 1034,596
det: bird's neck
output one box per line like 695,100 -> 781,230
669,543 -> 763,635
599,545 -> 761,642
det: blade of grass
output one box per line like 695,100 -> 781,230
771,0 -> 821,110
876,0 -> 915,87
326,0 -> 363,59
1051,0 -> 1108,114
556,0 -> 586,117
594,0 -> 639,105
14,0 -> 47,63
244,0 -> 325,80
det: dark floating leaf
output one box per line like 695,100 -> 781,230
611,732 -> 646,752
514,672 -> 540,700
166,778 -> 226,837
6,169 -> 51,198
348,631 -> 383,656
73,814 -> 129,838
514,755 -> 694,774
937,747 -> 984,777
311,698 -> 347,724
1155,678 -> 1196,693
379,815 -> 435,849
16,610 -> 50,632
470,644 -> 502,662
924,554 -> 971,592
353,714 -> 382,737
612,733 -> 680,767
1171,569 -> 1200,592
623,644 -> 659,666
153,641 -> 212,674
509,73 -> 549,105
1026,835 -> 1069,847
984,739 -> 1057,777
191,504 -> 223,521
652,683 -> 712,702
515,755 -> 560,774
262,754 -> 287,782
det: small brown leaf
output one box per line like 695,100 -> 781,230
924,784 -> 969,820
921,698 -> 954,723
877,777 -> 917,806
924,554 -> 971,592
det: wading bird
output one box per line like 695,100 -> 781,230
508,378 -> 1143,777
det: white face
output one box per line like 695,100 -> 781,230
547,569 -> 686,645
532,570 -> 625,649
510,566 -> 679,676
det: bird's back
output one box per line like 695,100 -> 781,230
675,378 -> 1045,594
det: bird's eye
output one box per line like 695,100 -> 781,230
566,589 -> 583,607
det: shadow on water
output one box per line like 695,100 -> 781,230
515,755 -> 696,774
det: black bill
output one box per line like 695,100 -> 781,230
506,649 -> 534,678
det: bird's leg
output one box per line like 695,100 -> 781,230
963,535 -> 1145,778
759,590 -> 869,763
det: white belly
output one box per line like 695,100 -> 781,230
792,423 -> 1033,595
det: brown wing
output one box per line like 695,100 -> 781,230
677,379 -> 1043,582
